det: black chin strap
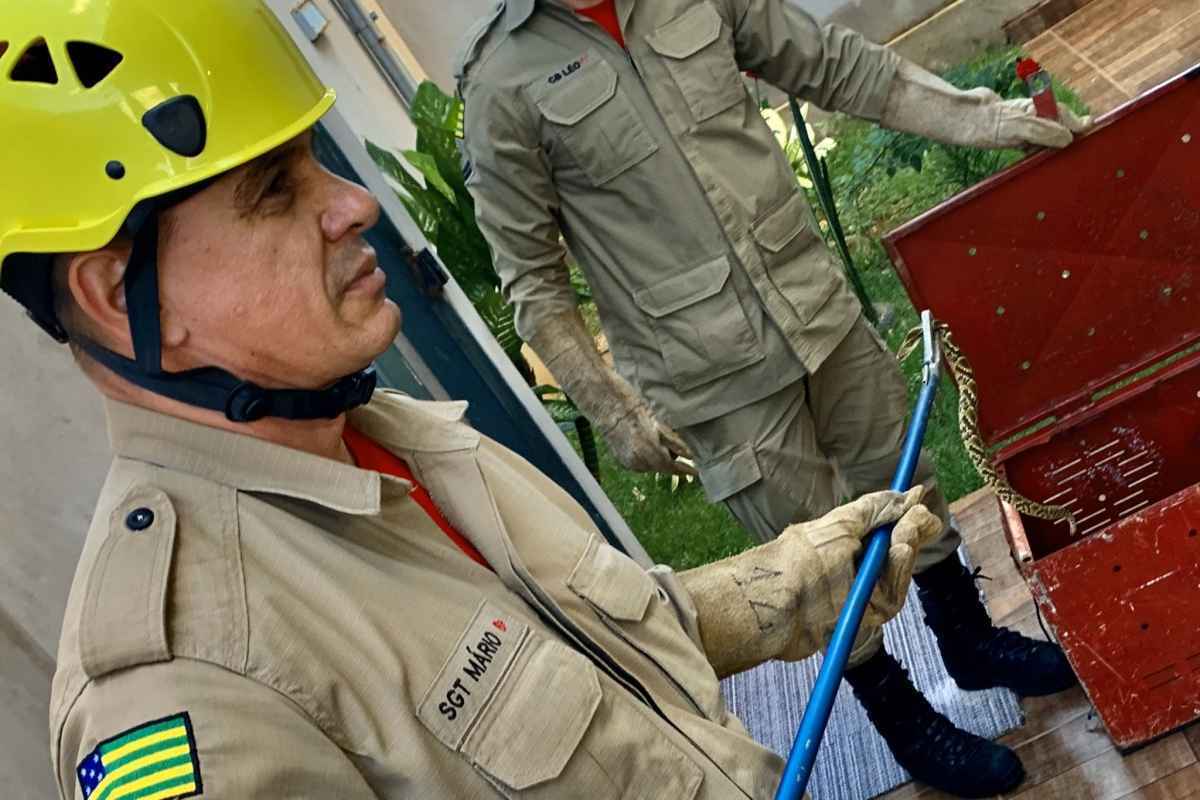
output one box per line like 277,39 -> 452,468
78,202 -> 377,423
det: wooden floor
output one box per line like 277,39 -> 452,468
880,489 -> 1200,800
1025,0 -> 1200,116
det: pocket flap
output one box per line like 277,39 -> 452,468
567,535 -> 654,622
751,192 -> 813,254
632,256 -> 731,318
700,442 -> 762,503
534,57 -> 617,126
647,3 -> 723,59
465,640 -> 602,790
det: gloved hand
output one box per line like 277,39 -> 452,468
882,59 -> 1092,150
598,371 -> 697,474
528,308 -> 694,475
679,488 -> 944,678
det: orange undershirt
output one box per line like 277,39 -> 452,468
576,0 -> 625,48
343,426 -> 492,570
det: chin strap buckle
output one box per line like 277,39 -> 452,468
335,367 -> 379,410
225,382 -> 271,423
224,367 -> 378,424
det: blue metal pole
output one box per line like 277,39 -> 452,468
775,312 -> 942,800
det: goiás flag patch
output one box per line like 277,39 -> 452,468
76,712 -> 202,799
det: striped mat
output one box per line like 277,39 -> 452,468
721,548 -> 1024,800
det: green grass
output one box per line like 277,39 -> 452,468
564,429 -> 754,570
559,47 -> 1091,570
576,256 -> 986,572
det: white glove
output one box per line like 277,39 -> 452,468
529,309 -> 695,475
680,488 -> 945,678
882,59 -> 1092,150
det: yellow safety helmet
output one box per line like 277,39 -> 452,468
0,0 -> 378,422
0,0 -> 334,264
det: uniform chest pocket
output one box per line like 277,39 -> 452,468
568,536 -> 727,722
647,2 -> 745,123
418,601 -> 702,798
533,56 -> 658,187
751,191 -> 843,324
632,255 -> 765,393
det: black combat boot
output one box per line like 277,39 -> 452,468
846,651 -> 1025,797
915,554 -> 1078,697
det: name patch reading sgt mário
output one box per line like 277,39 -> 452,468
418,601 -> 531,749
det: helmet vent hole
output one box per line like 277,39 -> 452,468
67,42 -> 123,89
10,38 -> 58,84
0,42 -> 8,60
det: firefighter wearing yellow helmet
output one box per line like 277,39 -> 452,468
4,3 -> 942,799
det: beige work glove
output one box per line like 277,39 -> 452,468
679,489 -> 944,679
529,308 -> 695,475
881,59 -> 1092,150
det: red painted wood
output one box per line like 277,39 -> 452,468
885,67 -> 1200,748
886,67 -> 1200,445
1029,487 -> 1200,750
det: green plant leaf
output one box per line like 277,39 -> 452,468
366,140 -> 410,185
475,290 -> 523,359
410,81 -> 463,134
534,384 -> 580,423
403,150 -> 456,202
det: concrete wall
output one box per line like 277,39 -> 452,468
0,306 -> 107,798
378,0 -> 497,91
268,0 -> 420,151
814,0 -> 956,43
889,0 -> 1047,71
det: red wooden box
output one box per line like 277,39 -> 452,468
884,67 -> 1200,750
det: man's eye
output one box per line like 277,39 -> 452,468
265,171 -> 291,196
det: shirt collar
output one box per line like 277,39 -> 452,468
104,391 -> 478,515
503,0 -> 536,31
503,0 -> 634,33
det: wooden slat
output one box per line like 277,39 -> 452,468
1008,686 -> 1095,744
1022,0 -> 1200,116
1114,763 -> 1200,799
1001,711 -> 1117,789
1007,734 -> 1196,799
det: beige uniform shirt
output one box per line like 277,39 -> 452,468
50,392 -> 783,799
457,0 -> 900,428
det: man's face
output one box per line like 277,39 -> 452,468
156,131 -> 401,390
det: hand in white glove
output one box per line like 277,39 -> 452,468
529,308 -> 695,476
882,60 -> 1093,150
598,372 -> 696,475
775,488 -> 941,664
966,87 -> 1092,149
680,488 -> 944,678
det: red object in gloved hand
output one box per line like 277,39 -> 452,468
1017,58 -> 1060,121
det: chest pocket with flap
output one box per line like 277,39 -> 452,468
632,255 -> 765,393
418,601 -> 702,798
533,55 -> 658,187
751,191 -> 844,324
568,535 -> 727,721
647,2 -> 745,123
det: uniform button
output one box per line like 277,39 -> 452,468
125,508 -> 155,532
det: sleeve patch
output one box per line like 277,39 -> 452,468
76,712 -> 202,800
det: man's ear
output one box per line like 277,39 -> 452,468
66,245 -> 133,356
